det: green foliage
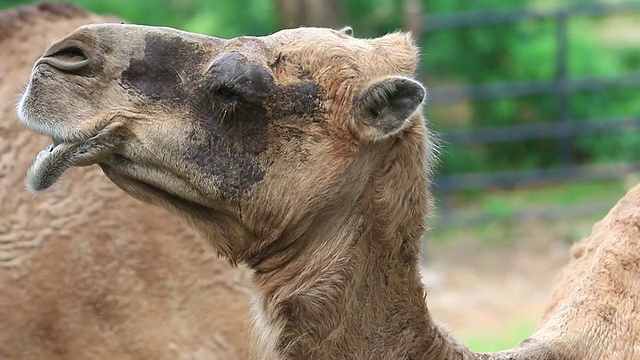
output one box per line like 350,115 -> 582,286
340,0 -> 405,37
424,2 -> 640,175
0,0 -> 278,37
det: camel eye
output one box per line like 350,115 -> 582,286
212,84 -> 241,103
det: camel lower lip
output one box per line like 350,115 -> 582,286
26,141 -> 80,192
24,124 -> 124,192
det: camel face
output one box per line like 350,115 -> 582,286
18,24 -> 227,194
19,24 -> 426,260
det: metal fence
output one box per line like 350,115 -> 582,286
406,2 -> 640,199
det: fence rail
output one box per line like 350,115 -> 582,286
422,2 -> 640,31
435,161 -> 640,193
442,117 -> 640,145
429,72 -> 640,103
409,2 -> 640,196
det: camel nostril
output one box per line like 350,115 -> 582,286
50,46 -> 88,63
38,40 -> 92,73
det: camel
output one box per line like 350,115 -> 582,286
1,4 -> 251,359
525,181 -> 640,359
15,19 -> 640,359
477,182 -> 640,360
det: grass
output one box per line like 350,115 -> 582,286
461,320 -> 537,353
448,179 -> 628,210
427,179 -> 631,245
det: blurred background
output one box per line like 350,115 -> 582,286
4,0 -> 640,352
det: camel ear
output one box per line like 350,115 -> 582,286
350,76 -> 426,141
339,26 -> 354,36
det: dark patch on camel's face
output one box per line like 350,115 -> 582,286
119,32 -> 326,198
121,33 -> 206,104
119,34 -> 269,197
269,82 -> 325,123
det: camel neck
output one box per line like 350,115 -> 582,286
249,217 -> 476,360
245,124 -> 482,358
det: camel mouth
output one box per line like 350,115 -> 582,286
25,123 -> 124,192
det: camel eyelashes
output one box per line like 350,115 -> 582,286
206,79 -> 249,111
212,84 -> 241,103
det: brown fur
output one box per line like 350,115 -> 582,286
523,183 -> 640,359
14,23 -> 479,359
1,4 -> 251,359
15,17 -> 640,360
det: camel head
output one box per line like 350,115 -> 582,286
18,24 -> 429,263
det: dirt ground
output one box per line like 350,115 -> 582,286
419,216 -> 603,349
